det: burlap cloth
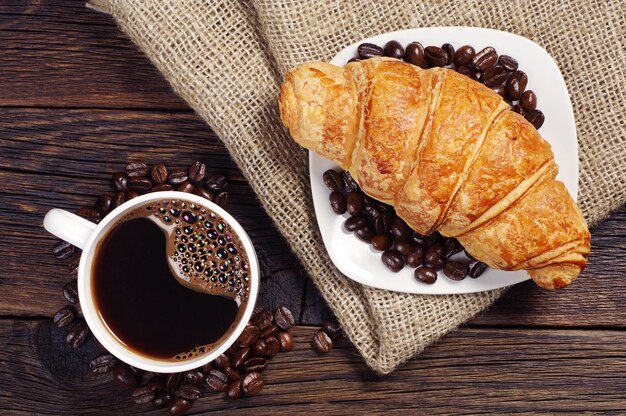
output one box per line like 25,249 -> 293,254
87,0 -> 625,374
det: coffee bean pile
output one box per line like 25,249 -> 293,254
311,318 -> 343,353
351,40 -> 544,129
85,305 -> 295,414
324,169 -> 488,284
50,161 -> 302,415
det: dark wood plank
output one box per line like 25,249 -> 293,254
1,320 -> 625,414
0,107 -> 624,328
0,0 -> 187,109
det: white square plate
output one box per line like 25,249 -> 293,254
309,27 -> 579,294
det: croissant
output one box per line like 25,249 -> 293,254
279,57 -> 590,289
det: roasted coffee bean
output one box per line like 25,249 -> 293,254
443,260 -> 469,280
214,191 -> 230,209
66,321 -> 89,348
206,369 -> 228,391
204,174 -> 228,192
468,261 -> 488,278
512,104 -> 525,115
482,65 -> 507,87
224,366 -> 241,381
252,339 -> 269,357
374,213 -> 394,234
167,397 -> 192,416
126,161 -> 149,178
260,323 -> 278,339
421,234 -> 437,248
128,177 -> 152,193
456,65 -> 472,78
471,47 -> 498,71
111,172 -> 129,192
242,372 -> 264,396
243,357 -> 267,372
226,380 -> 242,399
411,232 -> 425,246
525,109 -> 545,129
189,188 -> 211,202
238,325 -> 260,347
188,161 -> 206,183
424,242 -> 445,264
113,365 -> 137,389
265,337 -> 280,357
176,181 -> 194,193
442,43 -> 455,65
152,393 -> 173,408
382,249 -> 404,272
52,240 -> 75,260
521,90 -> 537,111
395,240 -> 417,257
89,354 -> 116,374
133,385 -> 157,404
471,70 -> 482,82
425,257 -> 445,271
126,190 -> 139,200
177,382 -> 201,400
323,169 -> 343,192
277,331 -> 294,351
252,308 -> 274,330
112,191 -> 125,209
358,42 -> 384,59
77,207 -> 100,223
406,246 -> 425,268
167,168 -> 188,185
344,214 -> 367,232
354,224 -> 374,243
329,191 -> 346,214
371,234 -> 392,251
232,347 -> 251,369
201,362 -> 213,374
214,353 -> 231,370
390,217 -> 411,241
443,238 -> 461,258
347,57 -> 360,63
341,171 -> 359,193
274,306 -> 295,330
346,192 -> 364,216
454,45 -> 475,67
383,40 -> 404,59
183,370 -> 204,386
498,54 -> 519,72
404,41 -> 425,67
491,84 -> 506,97
363,204 -> 381,222
165,372 -> 183,391
95,193 -> 113,217
63,280 -> 79,304
425,46 -> 448,67
322,318 -> 342,340
150,163 -> 169,184
53,306 -> 75,328
415,266 -> 438,284
312,331 -> 333,353
505,70 -> 528,101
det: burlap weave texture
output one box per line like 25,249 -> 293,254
87,0 -> 625,374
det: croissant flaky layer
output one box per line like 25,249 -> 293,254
279,57 -> 590,289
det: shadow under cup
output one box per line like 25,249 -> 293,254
80,192 -> 259,373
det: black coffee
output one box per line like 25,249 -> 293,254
92,199 -> 251,361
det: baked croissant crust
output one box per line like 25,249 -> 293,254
279,57 -> 590,289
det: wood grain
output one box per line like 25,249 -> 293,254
0,107 -> 623,328
0,0 -> 187,109
1,321 -> 624,415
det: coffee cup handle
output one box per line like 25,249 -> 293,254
44,209 -> 98,250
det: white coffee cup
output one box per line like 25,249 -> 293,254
43,191 -> 259,373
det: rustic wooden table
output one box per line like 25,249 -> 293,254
1,2 -> 625,414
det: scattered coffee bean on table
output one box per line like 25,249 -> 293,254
89,354 -> 117,374
312,330 -> 333,353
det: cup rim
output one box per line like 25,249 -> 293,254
77,191 -> 259,373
